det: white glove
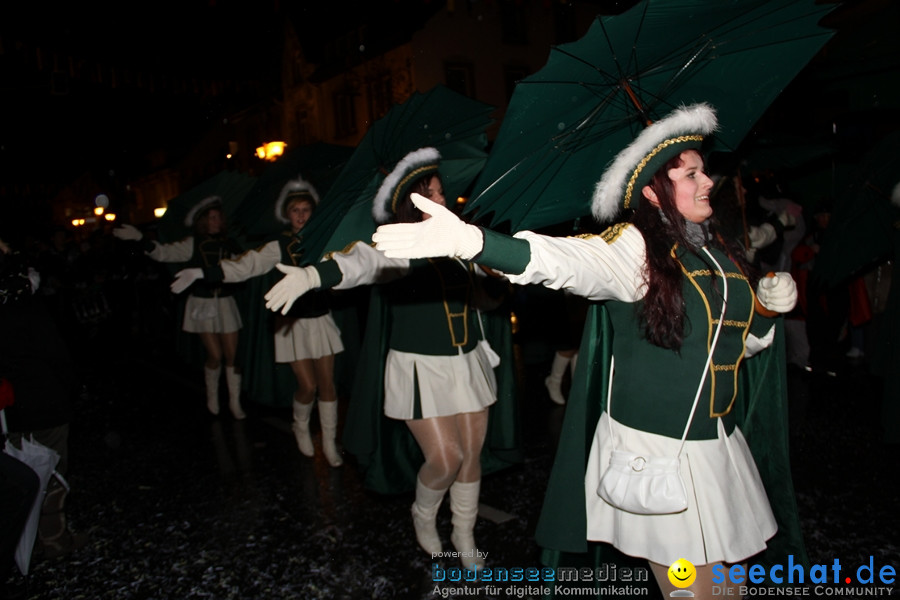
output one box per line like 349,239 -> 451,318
372,193 -> 484,260
264,263 -> 322,315
747,223 -> 777,249
113,224 -> 143,241
171,268 -> 203,294
777,211 -> 796,228
757,272 -> 798,313
27,267 -> 40,294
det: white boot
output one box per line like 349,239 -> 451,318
317,400 -> 343,467
204,366 -> 221,415
449,480 -> 485,571
225,366 -> 246,420
292,398 -> 315,457
411,478 -> 447,555
544,352 -> 571,405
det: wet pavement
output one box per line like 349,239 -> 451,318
11,327 -> 900,600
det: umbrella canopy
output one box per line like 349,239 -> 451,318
298,84 -> 495,262
812,130 -> 900,288
463,0 -> 834,232
229,142 -> 354,243
156,170 -> 257,244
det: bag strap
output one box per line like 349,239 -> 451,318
606,246 -> 729,457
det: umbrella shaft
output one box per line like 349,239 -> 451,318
622,81 -> 652,126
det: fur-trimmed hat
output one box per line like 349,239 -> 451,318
373,147 -> 441,224
184,195 -> 224,227
592,103 -> 718,222
275,176 -> 320,224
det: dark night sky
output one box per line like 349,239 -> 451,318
2,0 -> 899,198
0,1 -> 453,189
1,1 -> 282,184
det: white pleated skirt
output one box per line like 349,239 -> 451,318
383,345 -> 497,420
584,412 -> 777,566
182,295 -> 242,334
273,313 -> 344,362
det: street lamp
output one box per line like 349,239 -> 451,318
256,141 -> 286,162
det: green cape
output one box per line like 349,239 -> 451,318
535,303 -> 807,598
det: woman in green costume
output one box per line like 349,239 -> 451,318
114,196 -> 246,419
265,147 -> 516,571
369,105 -> 802,599
169,177 -> 346,467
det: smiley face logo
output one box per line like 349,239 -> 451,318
667,558 -> 696,588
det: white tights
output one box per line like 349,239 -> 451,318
406,409 -> 488,489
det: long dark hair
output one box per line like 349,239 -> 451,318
393,175 -> 439,224
632,151 -> 755,350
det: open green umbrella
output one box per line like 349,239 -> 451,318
463,0 -> 834,232
298,84 -> 495,262
229,142 -> 354,243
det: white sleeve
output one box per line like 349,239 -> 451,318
220,241 -> 281,283
330,242 -> 411,290
744,324 -> 776,358
502,226 -> 647,302
147,237 -> 194,263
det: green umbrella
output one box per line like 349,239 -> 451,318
813,130 -> 900,288
230,142 -> 354,243
463,0 -> 834,232
156,170 -> 257,244
298,84 -> 495,262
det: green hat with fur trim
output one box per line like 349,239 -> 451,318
373,147 -> 441,224
275,176 -> 320,224
184,195 -> 223,227
592,103 -> 718,222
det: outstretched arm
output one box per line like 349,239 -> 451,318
373,195 -> 646,302
264,242 -> 411,315
172,240 -> 282,294
372,193 -> 484,259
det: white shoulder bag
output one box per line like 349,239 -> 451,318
597,247 -> 728,515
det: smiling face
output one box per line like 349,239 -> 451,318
667,150 -> 714,223
287,198 -> 315,233
642,150 -> 714,224
667,558 -> 697,588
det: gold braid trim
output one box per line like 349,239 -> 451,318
430,258 -> 470,347
321,240 -> 369,261
685,269 -> 747,281
623,135 -> 704,209
600,222 -> 632,243
713,319 -> 751,328
391,165 -> 438,213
